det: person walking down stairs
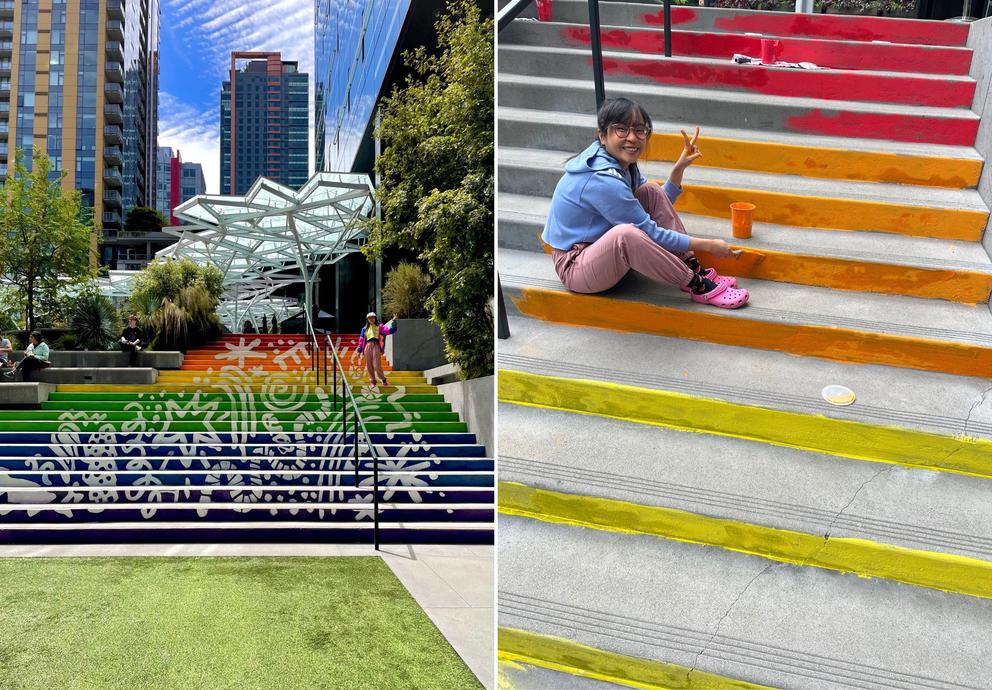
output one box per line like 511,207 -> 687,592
543,97 -> 749,308
358,312 -> 398,388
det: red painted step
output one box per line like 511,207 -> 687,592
649,7 -> 969,47
596,54 -> 974,108
561,26 -> 973,75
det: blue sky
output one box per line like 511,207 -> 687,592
157,0 -> 315,193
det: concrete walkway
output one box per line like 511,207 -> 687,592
0,543 -> 494,689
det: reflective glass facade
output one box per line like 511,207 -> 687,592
315,0 -> 411,174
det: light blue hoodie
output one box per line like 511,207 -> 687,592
542,140 -> 689,254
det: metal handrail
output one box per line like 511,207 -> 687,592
324,332 -> 382,550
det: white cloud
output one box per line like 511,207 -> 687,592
158,92 -> 220,193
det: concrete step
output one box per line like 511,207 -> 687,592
498,107 -> 983,188
0,410 -> 462,422
498,146 -> 989,240
499,44 -> 977,108
498,516 -> 992,689
499,402 -> 992,561
502,19 -> 975,75
0,446 -> 489,461
0,420 -> 469,433
53,384 -> 439,394
497,311 -> 992,440
39,401 -> 455,412
499,193 -> 992,303
533,0 -> 971,47
0,469 -> 495,487
0,431 -> 480,445
501,248 -> 992,378
498,73 -> 981,146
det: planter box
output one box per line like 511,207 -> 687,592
36,368 -> 157,384
384,319 -> 448,372
437,375 -> 495,456
11,350 -> 183,369
0,382 -> 55,406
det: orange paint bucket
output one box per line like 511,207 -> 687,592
730,202 -> 756,239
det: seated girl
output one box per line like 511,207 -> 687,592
542,97 -> 749,309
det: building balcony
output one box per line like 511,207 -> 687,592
104,61 -> 124,83
102,211 -> 122,226
0,144 -> 7,158
0,2 -> 11,19
102,167 -> 123,186
0,59 -> 10,75
103,103 -> 123,124
103,145 -> 122,165
0,121 -> 8,135
0,102 -> 8,114
0,80 -> 9,92
106,0 -> 124,20
106,20 -> 123,41
0,40 -> 11,53
0,21 -> 12,35
102,189 -> 122,208
104,81 -> 123,103
103,125 -> 122,144
105,41 -> 123,62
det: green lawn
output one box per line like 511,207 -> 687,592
0,557 -> 482,689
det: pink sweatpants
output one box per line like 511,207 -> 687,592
553,182 -> 695,294
364,341 -> 387,384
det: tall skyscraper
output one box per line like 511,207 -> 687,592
155,145 -> 173,221
0,0 -> 159,267
220,52 -> 308,195
155,146 -> 205,226
179,160 -> 203,202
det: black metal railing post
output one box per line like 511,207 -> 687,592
372,451 -> 380,550
663,0 -> 672,57
588,0 -> 606,109
332,345 -> 338,411
497,275 -> 510,340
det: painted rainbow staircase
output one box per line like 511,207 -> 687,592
497,4 -> 992,688
0,333 -> 494,544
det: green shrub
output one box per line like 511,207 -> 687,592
52,333 -> 79,351
70,292 -> 118,350
382,262 -> 431,319
127,258 -> 223,351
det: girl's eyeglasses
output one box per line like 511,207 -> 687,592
609,124 -> 651,140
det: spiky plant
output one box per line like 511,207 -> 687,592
71,293 -> 119,350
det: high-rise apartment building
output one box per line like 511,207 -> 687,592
220,52 -> 307,195
155,146 -> 204,226
155,145 -> 172,220
0,0 -> 159,267
179,160 -> 203,202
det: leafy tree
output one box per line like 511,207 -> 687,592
0,147 -> 96,332
362,0 -> 493,380
124,206 -> 167,234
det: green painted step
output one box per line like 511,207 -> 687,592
0,411 -> 461,422
0,421 -> 468,433
39,401 -> 454,413
46,392 -> 447,403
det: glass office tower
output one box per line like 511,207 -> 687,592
0,0 -> 159,267
220,52 -> 308,195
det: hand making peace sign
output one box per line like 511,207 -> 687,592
676,126 -> 702,169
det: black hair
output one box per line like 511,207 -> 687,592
596,97 -> 653,136
29,331 -> 43,343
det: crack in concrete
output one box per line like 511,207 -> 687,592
963,383 -> 992,439
684,463 -> 894,685
685,561 -> 782,685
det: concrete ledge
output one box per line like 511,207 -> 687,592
425,362 -> 461,386
437,375 -> 494,456
0,382 -> 56,406
385,319 -> 448,371
35,368 -> 158,384
10,351 -> 183,369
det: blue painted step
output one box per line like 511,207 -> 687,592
0,487 -> 496,504
0,505 -> 495,523
0,470 -> 495,488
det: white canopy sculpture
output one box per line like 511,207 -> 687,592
156,172 -> 376,334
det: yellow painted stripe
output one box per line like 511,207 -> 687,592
645,132 -> 981,189
500,482 -> 992,600
498,369 -> 992,479
535,229 -> 992,304
498,627 -> 771,690
668,182 -> 987,241
510,287 -> 992,379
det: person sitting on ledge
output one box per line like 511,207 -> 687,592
119,314 -> 145,367
4,331 -> 51,381
0,334 -> 13,371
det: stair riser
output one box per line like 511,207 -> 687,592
0,422 -> 470,433
0,473 -> 495,488
499,78 -> 979,146
46,393 -> 446,403
504,22 -> 974,75
497,116 -> 982,189
0,432 -> 478,444
499,47 -> 975,108
0,507 -> 496,523
498,162 -> 988,241
0,457 -> 493,468
40,403 -> 454,413
543,2 -> 970,46
506,285 -> 992,379
0,488 -> 496,503
499,218 -> 992,305
0,527 -> 494,545
54,385 -> 441,394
